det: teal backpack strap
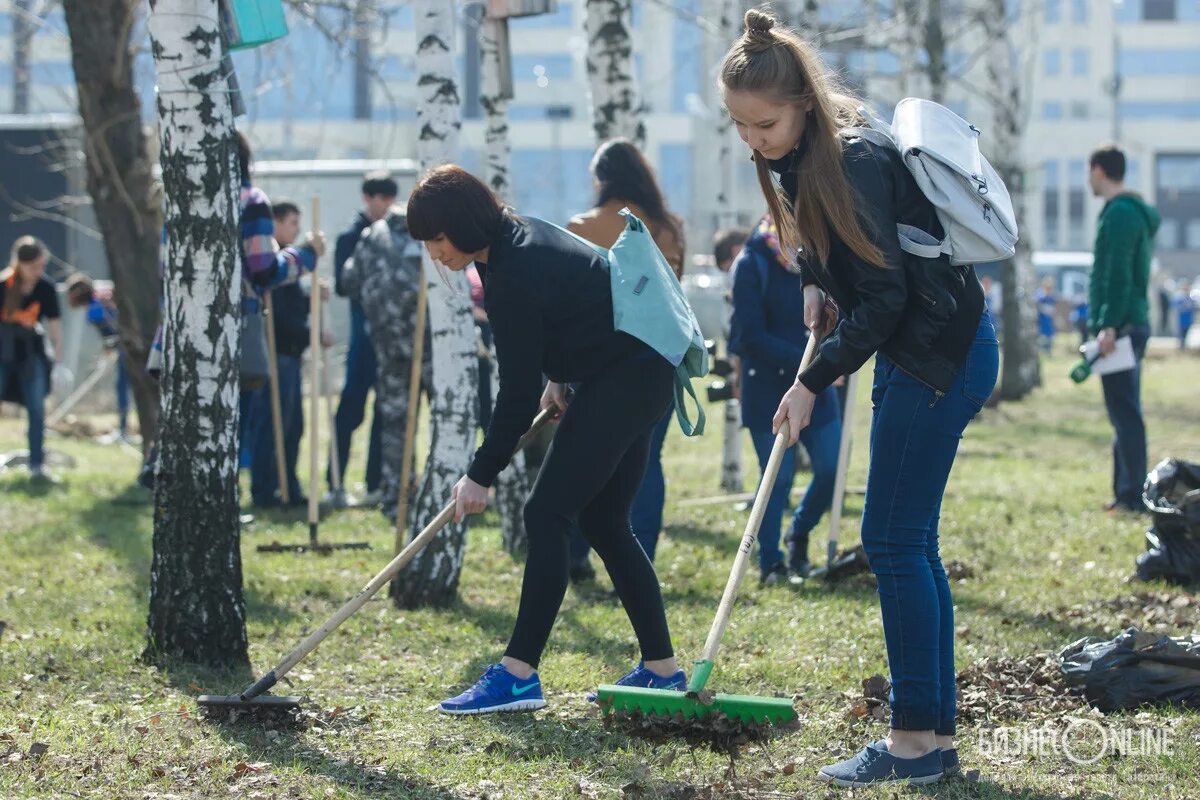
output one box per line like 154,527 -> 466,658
672,362 -> 706,437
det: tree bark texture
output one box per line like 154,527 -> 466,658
584,0 -> 644,148
392,0 -> 479,608
144,0 -> 248,667
478,14 -> 531,555
979,0 -> 1040,401
62,0 -> 163,458
12,0 -> 32,114
479,15 -> 511,199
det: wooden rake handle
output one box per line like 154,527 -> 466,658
248,407 -> 557,696
694,333 -> 820,675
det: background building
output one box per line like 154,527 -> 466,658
2,0 -> 1197,279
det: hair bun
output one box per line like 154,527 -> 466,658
744,9 -> 776,35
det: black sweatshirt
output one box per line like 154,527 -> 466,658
270,281 -> 310,358
467,213 -> 642,487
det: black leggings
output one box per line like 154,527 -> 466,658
505,349 -> 675,668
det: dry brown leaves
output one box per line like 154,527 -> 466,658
956,652 -> 1085,724
1043,591 -> 1200,635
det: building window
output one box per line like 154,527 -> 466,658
1042,101 -> 1064,120
1157,219 -> 1180,249
1043,160 -> 1061,248
1187,220 -> 1200,250
1067,159 -> 1086,249
1119,49 -> 1200,76
1072,48 -> 1089,77
1071,0 -> 1088,22
1142,0 -> 1177,20
1043,48 -> 1062,76
1069,101 -> 1089,119
1045,0 -> 1062,22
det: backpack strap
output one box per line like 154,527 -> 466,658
896,223 -> 951,260
672,361 -> 706,437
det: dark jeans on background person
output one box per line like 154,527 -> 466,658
115,350 -> 130,435
251,354 -> 303,506
1101,324 -> 1150,511
478,322 -> 493,432
506,349 -> 675,668
749,412 -> 842,573
238,389 -> 257,469
628,408 -> 673,562
861,312 -> 998,735
331,305 -> 382,493
0,357 -> 47,468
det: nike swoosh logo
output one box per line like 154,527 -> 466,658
512,682 -> 539,696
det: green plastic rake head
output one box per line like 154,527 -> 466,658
594,684 -> 796,726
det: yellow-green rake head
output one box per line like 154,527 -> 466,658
594,684 -> 796,725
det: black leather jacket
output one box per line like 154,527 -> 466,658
769,135 -> 985,396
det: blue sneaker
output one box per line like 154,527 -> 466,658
439,664 -> 546,715
817,740 -> 943,787
587,662 -> 686,702
940,747 -> 960,776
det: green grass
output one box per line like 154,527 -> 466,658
2,346 -> 1199,799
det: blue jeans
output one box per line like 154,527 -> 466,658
862,312 -> 998,734
749,410 -> 842,573
238,389 -> 258,470
0,358 -> 47,468
115,350 -> 130,434
251,354 -> 303,505
1101,324 -> 1150,510
331,305 -> 382,492
628,408 -> 673,561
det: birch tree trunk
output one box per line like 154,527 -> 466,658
62,0 -> 162,463
711,0 -> 742,493
979,0 -> 1040,400
392,0 -> 479,608
479,16 -> 512,197
12,0 -> 32,113
144,0 -> 248,666
478,13 -> 533,555
584,0 -> 644,147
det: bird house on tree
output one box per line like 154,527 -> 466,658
484,0 -> 558,100
221,0 -> 288,51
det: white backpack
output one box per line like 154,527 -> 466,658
847,98 -> 1019,267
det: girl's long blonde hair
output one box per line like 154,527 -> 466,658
2,236 -> 47,318
720,8 -> 883,269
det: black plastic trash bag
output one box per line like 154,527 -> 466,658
1136,529 -> 1200,586
1059,627 -> 1200,713
1136,459 -> 1200,585
1143,458 -> 1200,535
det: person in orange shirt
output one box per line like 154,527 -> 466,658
0,237 -> 63,481
566,138 -> 687,572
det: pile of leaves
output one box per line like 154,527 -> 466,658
956,652 -> 1085,723
199,698 -> 371,732
1043,591 -> 1200,635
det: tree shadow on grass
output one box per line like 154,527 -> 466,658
76,487 -> 303,628
206,717 -> 460,800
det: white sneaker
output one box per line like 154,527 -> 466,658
29,465 -> 58,484
359,489 -> 383,507
323,489 -> 357,509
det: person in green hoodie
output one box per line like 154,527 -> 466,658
1087,145 -> 1160,514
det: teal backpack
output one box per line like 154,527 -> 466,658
545,210 -> 709,436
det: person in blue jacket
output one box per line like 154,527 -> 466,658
1034,277 -> 1057,354
731,214 -> 842,584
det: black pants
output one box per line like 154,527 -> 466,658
505,348 -> 675,668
